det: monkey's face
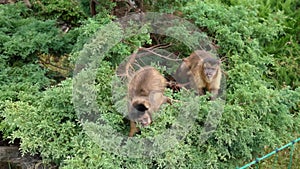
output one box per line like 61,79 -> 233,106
203,63 -> 219,81
129,100 -> 152,126
137,112 -> 152,126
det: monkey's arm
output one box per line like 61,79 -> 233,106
196,79 -> 206,95
197,87 -> 205,95
208,72 -> 221,100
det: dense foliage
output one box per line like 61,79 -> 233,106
0,0 -> 299,168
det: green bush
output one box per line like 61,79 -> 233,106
0,63 -> 52,138
30,0 -> 87,26
0,4 -> 78,64
183,0 -> 300,88
0,0 -> 299,168
1,79 -> 79,164
0,64 -> 51,101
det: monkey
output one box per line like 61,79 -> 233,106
173,50 -> 212,89
193,55 -> 222,100
127,66 -> 171,137
175,50 -> 222,100
189,50 -> 222,100
173,51 -> 203,89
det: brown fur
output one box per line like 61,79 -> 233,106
174,50 -> 213,88
128,66 -> 170,137
177,50 -> 222,100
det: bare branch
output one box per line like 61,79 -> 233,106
146,43 -> 173,50
138,47 -> 182,61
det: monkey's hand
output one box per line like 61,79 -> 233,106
167,98 -> 181,105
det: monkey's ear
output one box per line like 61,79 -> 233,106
132,101 -> 150,111
182,58 -> 187,62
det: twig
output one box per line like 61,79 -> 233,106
221,69 -> 228,77
146,43 -> 173,50
126,53 -> 136,77
38,58 -> 70,71
138,47 -> 182,61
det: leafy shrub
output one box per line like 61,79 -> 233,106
0,63 -> 51,139
0,64 -> 50,99
1,79 -> 80,164
70,14 -> 151,66
183,0 -> 300,88
179,0 -> 300,167
0,4 -> 78,64
30,0 -> 87,26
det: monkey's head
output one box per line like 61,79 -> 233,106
201,57 -> 221,81
129,99 -> 152,126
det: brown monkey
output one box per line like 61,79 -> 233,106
173,51 -> 204,88
174,50 -> 212,89
127,66 -> 170,137
190,50 -> 222,100
176,50 -> 222,100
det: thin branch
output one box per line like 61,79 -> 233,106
146,43 -> 172,50
39,58 -> 70,71
124,52 -> 139,79
138,47 -> 182,61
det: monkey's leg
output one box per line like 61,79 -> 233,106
129,121 -> 139,137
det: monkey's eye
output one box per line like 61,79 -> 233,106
207,68 -> 216,71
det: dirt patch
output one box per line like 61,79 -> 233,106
0,133 -> 57,169
0,146 -> 57,169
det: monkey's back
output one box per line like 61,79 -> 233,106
128,66 -> 166,99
